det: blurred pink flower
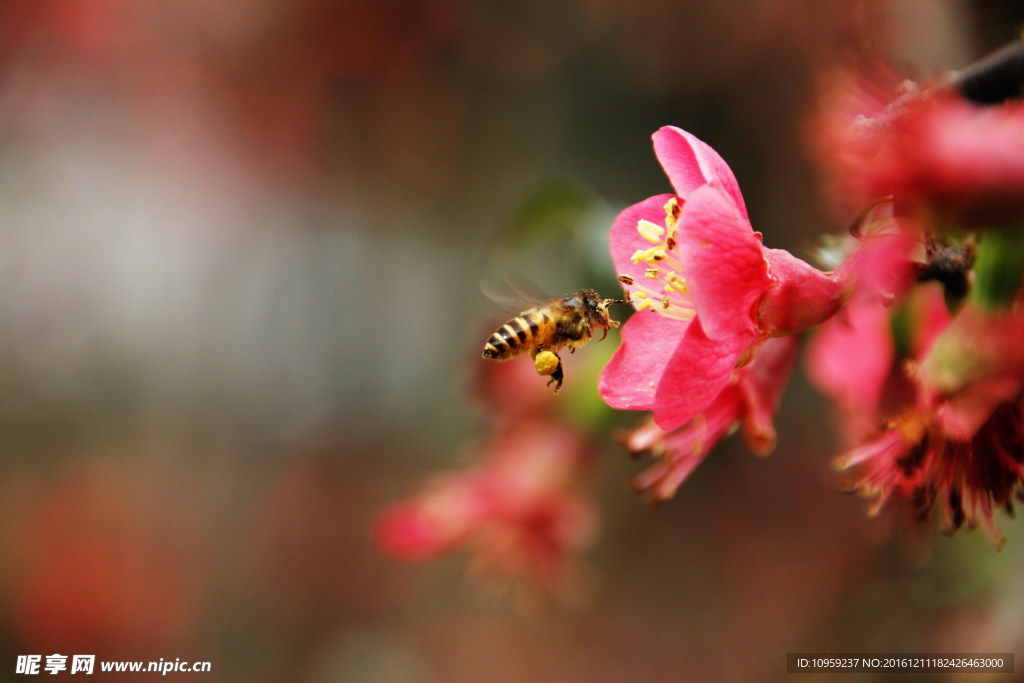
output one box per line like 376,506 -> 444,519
829,302 -> 1024,545
374,419 -> 598,592
918,304 -> 1024,438
815,71 -> 1024,226
807,279 -> 952,443
809,61 -> 1024,541
599,126 -> 850,431
623,336 -> 798,502
869,97 -> 1024,225
807,291 -> 894,439
376,324 -> 602,596
837,401 -> 1024,547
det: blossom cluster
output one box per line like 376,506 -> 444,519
378,45 -> 1024,593
600,46 -> 1024,543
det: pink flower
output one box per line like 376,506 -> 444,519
623,336 -> 798,502
815,71 -> 1024,225
806,291 -> 895,442
864,96 -> 1024,225
806,191 -> 958,441
374,419 -> 598,592
376,330 -> 601,595
808,277 -> 953,442
828,301 -> 1024,545
810,55 -> 1024,543
885,98 -> 1024,224
917,304 -> 1024,439
599,126 -> 849,431
837,400 -> 1024,547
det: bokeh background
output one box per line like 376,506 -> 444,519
1,1 -> 1023,681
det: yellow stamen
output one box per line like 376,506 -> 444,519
665,280 -> 688,295
630,247 -> 667,263
637,219 -> 665,243
665,200 -> 681,253
664,197 -> 681,221
625,198 -> 697,323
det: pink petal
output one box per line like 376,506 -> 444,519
920,305 -> 1024,396
608,193 -> 677,286
909,285 -> 952,359
758,248 -> 847,335
652,126 -> 748,220
834,428 -> 908,471
642,448 -> 708,501
882,98 -> 1024,223
599,310 -> 691,411
736,336 -> 799,454
374,502 -> 457,560
652,319 -> 755,431
677,184 -> 770,341
648,386 -> 747,500
664,383 -> 745,453
854,229 -> 919,302
806,293 -> 893,414
933,376 -> 1023,441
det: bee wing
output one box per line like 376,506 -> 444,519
479,274 -> 550,313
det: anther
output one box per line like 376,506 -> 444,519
637,219 -> 665,243
667,198 -> 681,216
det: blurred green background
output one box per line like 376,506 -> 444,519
0,1 -> 1022,681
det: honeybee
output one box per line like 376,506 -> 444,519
482,289 -> 627,392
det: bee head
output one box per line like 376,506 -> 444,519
579,288 -> 627,331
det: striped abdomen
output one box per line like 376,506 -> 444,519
482,309 -> 554,360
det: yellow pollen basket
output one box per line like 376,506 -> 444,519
619,198 -> 694,322
533,350 -> 560,377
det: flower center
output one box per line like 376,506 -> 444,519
619,198 -> 695,322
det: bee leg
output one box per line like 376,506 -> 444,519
532,348 -> 564,392
545,360 -> 564,392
